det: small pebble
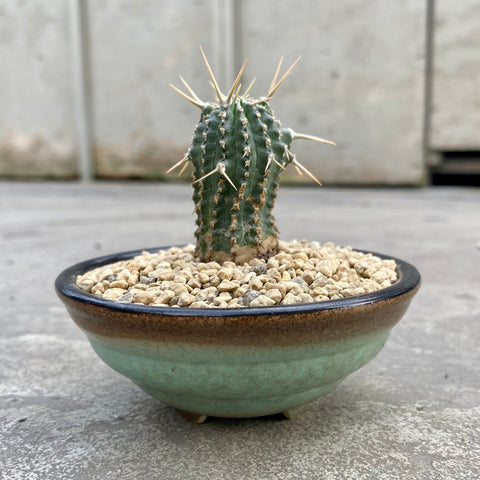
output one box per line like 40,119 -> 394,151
250,264 -> 267,275
117,291 -> 134,303
132,291 -> 153,305
156,290 -> 176,304
249,277 -> 264,291
214,292 -> 232,306
265,288 -> 283,303
177,293 -> 196,307
217,280 -> 240,292
281,271 -> 291,281
110,279 -> 129,289
290,277 -> 309,289
187,277 -> 202,289
282,292 -> 302,305
190,301 -> 212,308
92,284 -> 105,294
250,295 -> 276,307
316,260 -> 334,277
242,289 -> 261,306
102,288 -> 126,300
301,271 -> 316,285
77,278 -> 95,293
218,267 -> 234,280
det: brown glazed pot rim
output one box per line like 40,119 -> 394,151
55,246 -> 421,318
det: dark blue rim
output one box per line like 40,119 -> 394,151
55,246 -> 421,317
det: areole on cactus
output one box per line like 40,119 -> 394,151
167,48 -> 335,263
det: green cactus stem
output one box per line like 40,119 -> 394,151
168,48 -> 335,263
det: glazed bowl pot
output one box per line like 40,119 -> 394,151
56,247 -> 420,419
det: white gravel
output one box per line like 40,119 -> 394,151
76,240 -> 398,308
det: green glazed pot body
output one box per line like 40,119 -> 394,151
86,331 -> 389,417
56,247 -> 420,418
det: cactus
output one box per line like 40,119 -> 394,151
168,48 -> 334,263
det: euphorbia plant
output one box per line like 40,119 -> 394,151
167,48 -> 334,264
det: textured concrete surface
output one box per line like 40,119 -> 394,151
89,0 -> 426,183
241,0 -> 426,185
88,0 -> 216,178
89,0 -> 425,184
1,182 -> 480,479
431,0 -> 480,150
0,0 -> 77,177
2,0 -> 429,183
3,1 -> 480,181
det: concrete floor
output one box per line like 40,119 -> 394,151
1,182 -> 479,479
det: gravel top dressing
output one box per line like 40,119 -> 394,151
76,241 -> 398,308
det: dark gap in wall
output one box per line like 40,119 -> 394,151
431,173 -> 480,187
430,151 -> 480,186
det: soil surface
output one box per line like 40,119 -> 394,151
76,240 -> 397,308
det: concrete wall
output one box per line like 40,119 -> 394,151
89,0 -> 216,178
240,0 -> 426,185
0,1 -> 477,183
0,0 -> 77,177
430,0 -> 480,151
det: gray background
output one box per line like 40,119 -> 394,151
1,0 -> 479,183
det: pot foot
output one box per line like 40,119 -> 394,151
281,405 -> 307,419
176,409 -> 208,423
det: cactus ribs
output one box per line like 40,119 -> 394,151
168,48 -> 335,263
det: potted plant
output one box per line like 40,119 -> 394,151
56,50 -> 420,422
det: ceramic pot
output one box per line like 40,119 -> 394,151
56,247 -> 420,421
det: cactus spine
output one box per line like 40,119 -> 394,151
168,49 -> 334,263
